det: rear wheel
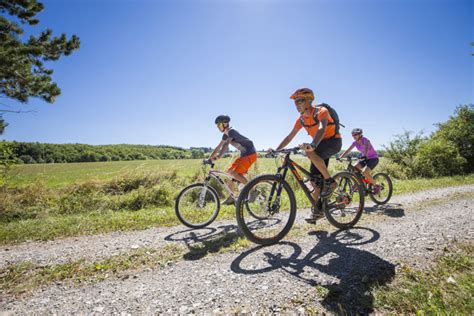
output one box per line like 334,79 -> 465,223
175,183 -> 220,229
236,174 -> 296,246
369,173 -> 393,205
324,171 -> 364,229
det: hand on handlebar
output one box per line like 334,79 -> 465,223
299,143 -> 315,152
203,159 -> 213,165
265,148 -> 277,158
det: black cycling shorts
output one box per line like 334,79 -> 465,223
359,158 -> 379,170
309,137 -> 342,176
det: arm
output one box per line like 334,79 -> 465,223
210,139 -> 227,160
339,144 -> 356,158
276,127 -> 299,151
311,119 -> 328,148
363,140 -> 370,158
217,141 -> 229,158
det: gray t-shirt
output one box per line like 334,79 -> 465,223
222,129 -> 256,157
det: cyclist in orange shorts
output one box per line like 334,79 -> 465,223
209,115 -> 257,205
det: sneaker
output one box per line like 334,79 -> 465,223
321,178 -> 337,197
305,207 -> 324,224
222,196 -> 236,205
248,189 -> 259,202
372,184 -> 381,195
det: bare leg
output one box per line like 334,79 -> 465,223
362,167 -> 375,185
227,170 -> 248,193
306,151 -> 331,179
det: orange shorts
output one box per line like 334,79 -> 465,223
228,153 -> 257,175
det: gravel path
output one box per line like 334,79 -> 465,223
1,185 -> 473,314
1,185 -> 472,269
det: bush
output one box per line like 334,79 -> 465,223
383,131 -> 425,178
414,138 -> 466,177
19,155 -> 36,164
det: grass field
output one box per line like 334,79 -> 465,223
9,157 -> 315,188
1,157 -> 473,244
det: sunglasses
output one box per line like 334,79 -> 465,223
294,98 -> 306,105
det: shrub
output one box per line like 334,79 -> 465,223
19,155 -> 36,164
383,131 -> 426,178
414,138 -> 467,177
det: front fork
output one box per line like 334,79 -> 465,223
198,176 -> 212,207
266,167 -> 287,215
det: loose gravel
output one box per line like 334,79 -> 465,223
1,185 -> 473,314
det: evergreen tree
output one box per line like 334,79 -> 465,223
0,0 -> 80,129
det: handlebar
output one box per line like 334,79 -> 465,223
336,157 -> 366,162
265,147 -> 301,158
202,159 -> 215,168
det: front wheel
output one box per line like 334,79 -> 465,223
324,171 -> 364,229
175,183 -> 220,229
369,173 -> 393,205
236,174 -> 297,246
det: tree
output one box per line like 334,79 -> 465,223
431,104 -> 474,172
0,0 -> 80,129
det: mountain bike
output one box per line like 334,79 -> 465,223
235,148 -> 365,245
337,157 -> 393,205
175,159 -> 261,229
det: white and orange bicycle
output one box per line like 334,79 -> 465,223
175,159 -> 261,228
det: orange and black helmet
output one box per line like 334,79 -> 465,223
290,88 -> 314,101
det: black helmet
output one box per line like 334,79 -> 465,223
351,128 -> 363,135
215,115 -> 230,124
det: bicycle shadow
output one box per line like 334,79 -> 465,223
230,227 -> 395,314
364,203 -> 405,218
164,224 -> 242,261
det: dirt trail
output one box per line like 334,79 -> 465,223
1,185 -> 473,314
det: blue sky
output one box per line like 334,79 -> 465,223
1,0 -> 472,150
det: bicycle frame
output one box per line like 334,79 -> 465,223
340,158 -> 370,194
270,152 -> 323,210
204,167 -> 240,198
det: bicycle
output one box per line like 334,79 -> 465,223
175,159 -> 261,229
235,147 -> 365,245
337,157 -> 393,205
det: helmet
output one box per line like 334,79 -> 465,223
215,115 -> 230,124
351,128 -> 363,135
290,88 -> 314,101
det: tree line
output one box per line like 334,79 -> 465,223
5,142 -> 211,164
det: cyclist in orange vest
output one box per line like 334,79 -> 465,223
272,88 -> 342,223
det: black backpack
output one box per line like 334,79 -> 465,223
299,103 -> 345,136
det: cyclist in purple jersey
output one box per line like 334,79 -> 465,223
339,128 -> 379,186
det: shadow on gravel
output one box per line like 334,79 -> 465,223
164,224 -> 243,261
230,227 -> 395,314
364,203 -> 405,218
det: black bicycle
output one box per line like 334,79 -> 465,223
337,157 -> 393,205
236,148 -> 365,245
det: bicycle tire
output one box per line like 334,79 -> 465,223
175,183 -> 220,229
324,171 -> 364,229
236,174 -> 297,246
369,173 -> 393,205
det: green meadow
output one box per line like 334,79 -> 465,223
1,157 -> 473,244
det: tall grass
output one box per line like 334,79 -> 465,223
1,157 -> 473,244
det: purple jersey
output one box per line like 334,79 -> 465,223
352,136 -> 378,159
